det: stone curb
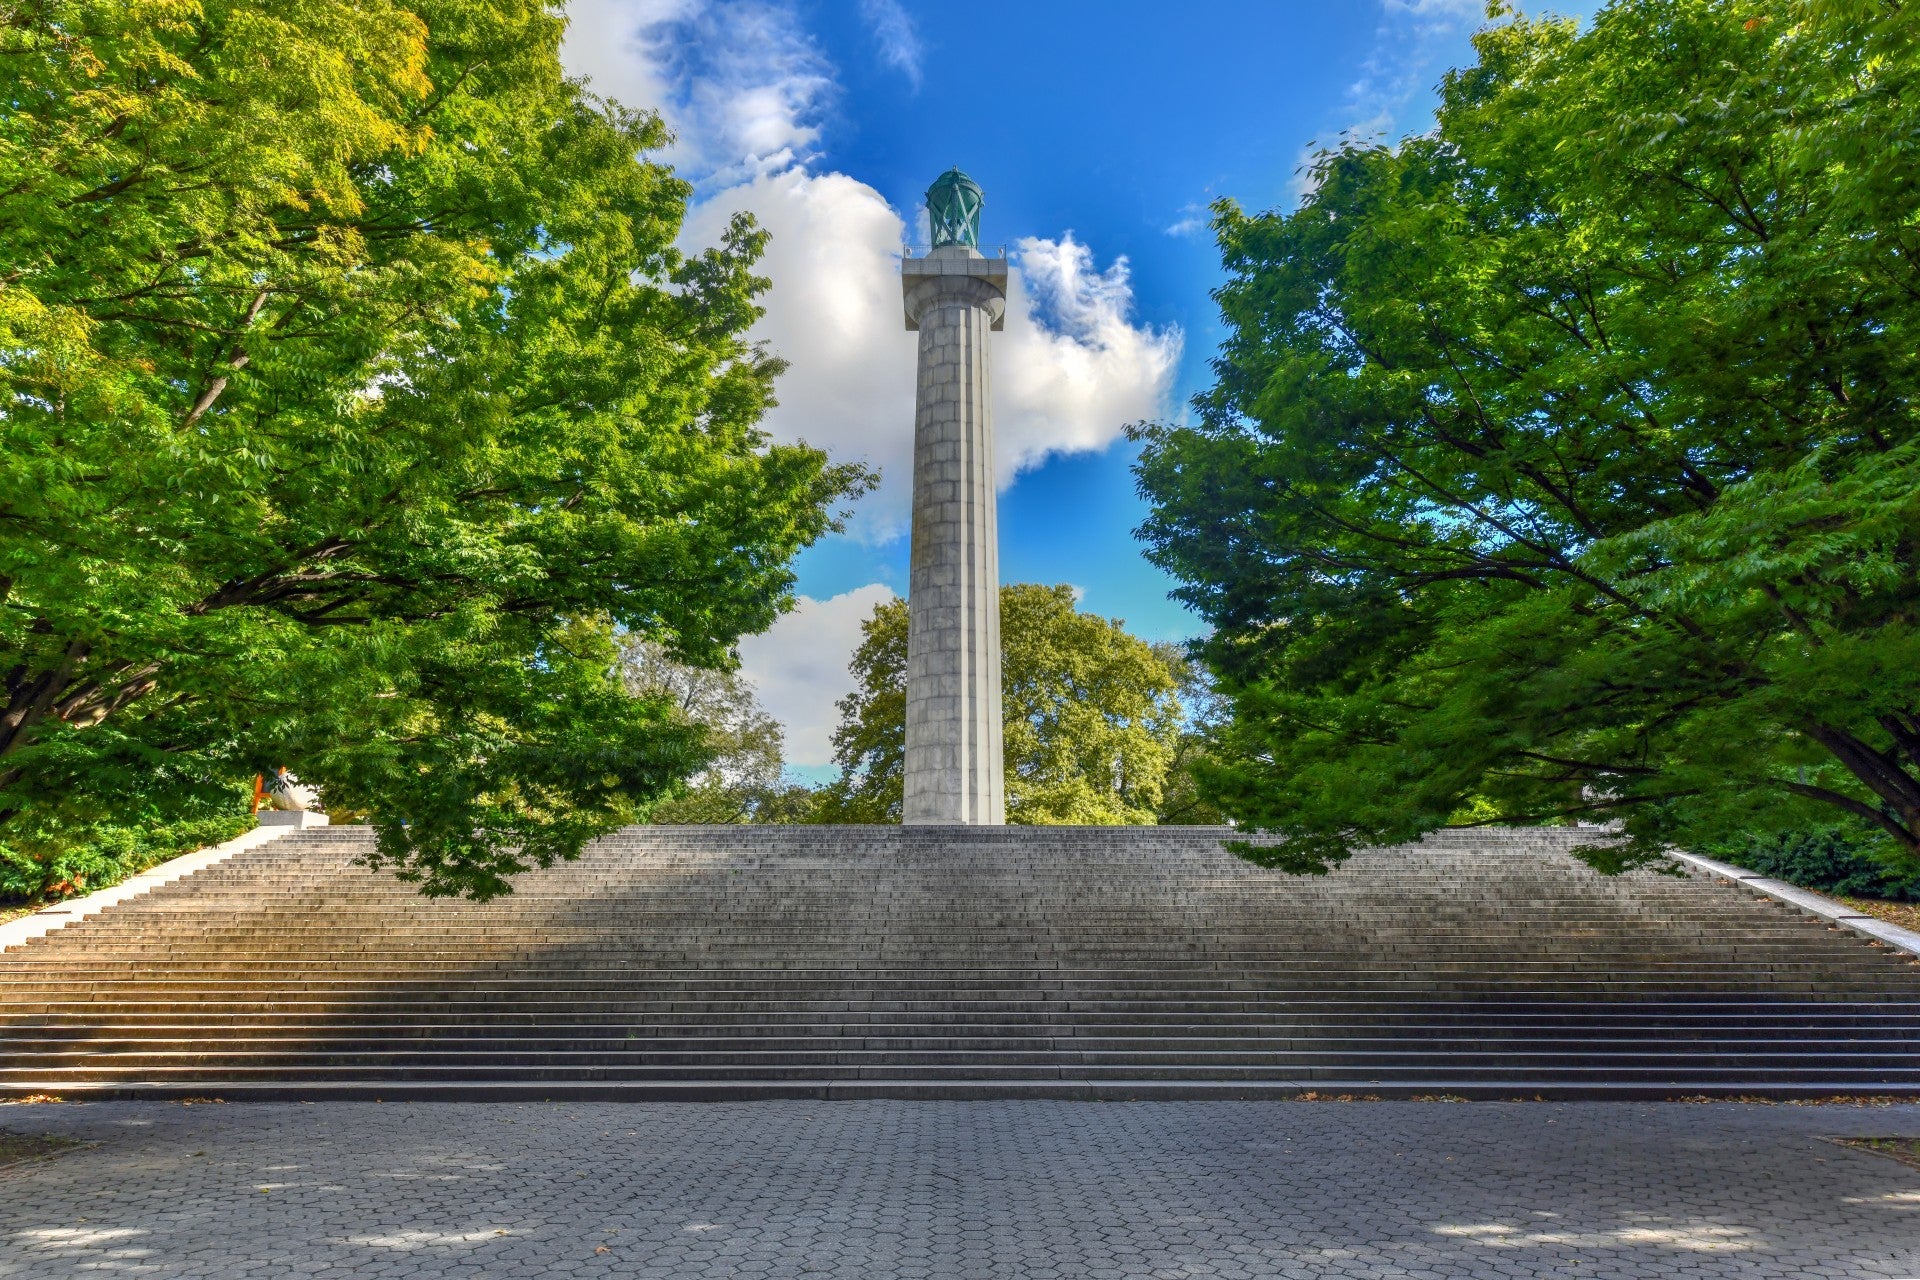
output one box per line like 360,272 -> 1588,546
0,824 -> 291,954
1671,850 -> 1920,959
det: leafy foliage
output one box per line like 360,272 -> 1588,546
1152,643 -> 1229,826
1711,827 -> 1920,903
808,596 -> 909,824
0,812 -> 252,903
814,585 -> 1184,824
619,635 -> 813,823
0,0 -> 867,898
1132,0 -> 1920,874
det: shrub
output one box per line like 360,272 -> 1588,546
0,814 -> 255,903
1712,828 -> 1920,903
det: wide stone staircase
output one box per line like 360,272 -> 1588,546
3,825 -> 1919,1099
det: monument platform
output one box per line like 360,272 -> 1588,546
3,825 -> 1919,1100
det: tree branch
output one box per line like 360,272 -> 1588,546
1783,780 -> 1918,850
180,289 -> 271,430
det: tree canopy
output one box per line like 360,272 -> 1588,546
0,0 -> 866,898
619,636 -> 812,824
814,585 -> 1184,824
1151,643 -> 1230,827
1132,0 -> 1920,874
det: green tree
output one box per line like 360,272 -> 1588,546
619,636 -> 814,824
1152,643 -> 1229,826
0,0 -> 866,898
814,585 -> 1184,824
1713,827 -> 1920,903
1132,0 -> 1920,875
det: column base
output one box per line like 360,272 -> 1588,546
258,811 -> 330,828
901,816 -> 1005,827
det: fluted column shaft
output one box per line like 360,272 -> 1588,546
901,248 -> 1007,825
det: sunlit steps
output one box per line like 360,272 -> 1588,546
3,824 -> 1918,1099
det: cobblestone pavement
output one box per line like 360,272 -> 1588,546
2,1101 -> 1918,1278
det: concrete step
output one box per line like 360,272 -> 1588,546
5,824 -> 1917,1099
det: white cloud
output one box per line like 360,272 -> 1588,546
563,0 -> 833,181
681,179 -> 1179,542
1294,1 -> 1604,206
1338,0 -> 1600,156
678,7 -> 833,180
678,168 -> 914,532
736,584 -> 895,766
560,0 -> 694,122
561,2 -> 1180,752
565,1 -> 1179,540
1289,0 -> 1492,201
997,235 -> 1181,480
1382,0 -> 1481,20
859,0 -> 923,89
1164,203 -> 1207,238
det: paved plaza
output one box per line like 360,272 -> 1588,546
1,1101 -> 1918,1278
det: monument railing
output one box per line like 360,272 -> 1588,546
901,243 -> 1008,260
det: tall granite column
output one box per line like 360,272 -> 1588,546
900,170 -> 1007,825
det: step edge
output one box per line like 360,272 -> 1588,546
4,1078 -> 1918,1103
0,826 -> 295,955
1672,851 -> 1920,959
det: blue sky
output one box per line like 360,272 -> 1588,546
560,0 -> 1601,771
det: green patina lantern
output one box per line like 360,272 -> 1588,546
925,167 -> 984,249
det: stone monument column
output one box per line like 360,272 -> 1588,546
901,169 -> 1006,825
